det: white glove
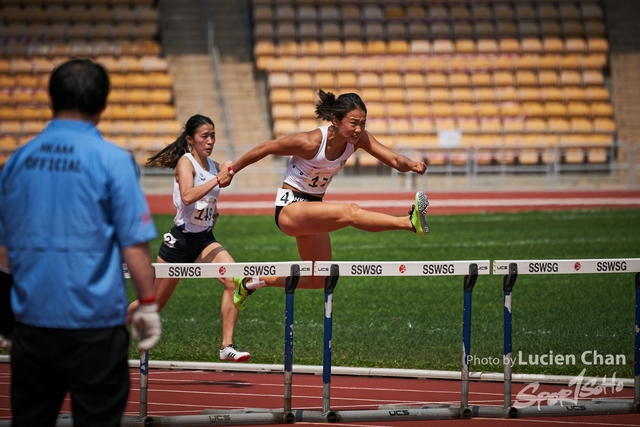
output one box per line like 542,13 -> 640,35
131,302 -> 161,354
0,335 -> 11,352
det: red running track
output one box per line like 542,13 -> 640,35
1,362 -> 639,426
147,190 -> 640,216
2,190 -> 639,425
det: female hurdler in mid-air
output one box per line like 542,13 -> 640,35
217,90 -> 430,309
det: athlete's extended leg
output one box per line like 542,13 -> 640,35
198,243 -> 237,349
258,232 -> 331,290
198,243 -> 250,362
277,194 -> 427,237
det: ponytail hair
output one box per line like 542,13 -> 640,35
147,114 -> 214,169
315,89 -> 367,122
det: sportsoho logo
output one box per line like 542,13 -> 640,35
514,368 -> 624,410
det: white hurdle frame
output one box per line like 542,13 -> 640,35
127,261 -> 313,427
485,258 -> 640,419
295,260 -> 491,423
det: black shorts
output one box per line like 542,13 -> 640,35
157,225 -> 218,263
274,190 -> 323,230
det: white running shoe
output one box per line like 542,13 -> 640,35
220,344 -> 251,362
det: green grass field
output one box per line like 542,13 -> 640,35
128,208 -> 640,378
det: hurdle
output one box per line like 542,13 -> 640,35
126,261 -> 312,427
289,260 -> 491,423
485,258 -> 640,419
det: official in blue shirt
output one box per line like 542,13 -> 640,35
0,59 -> 162,427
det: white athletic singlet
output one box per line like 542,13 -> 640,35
173,153 -> 219,233
282,126 -> 355,195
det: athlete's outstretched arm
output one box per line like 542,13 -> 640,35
358,131 -> 426,175
218,130 -> 321,187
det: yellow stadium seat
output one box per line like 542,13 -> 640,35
590,102 -> 613,117
365,117 -> 388,135
432,40 -> 454,55
517,86 -> 541,102
567,102 -> 590,117
426,73 -> 447,88
380,72 -> 403,88
582,70 -> 604,86
360,88 -> 383,103
387,102 -> 408,118
431,103 -> 453,117
272,104 -> 295,120
455,103 -> 476,118
293,89 -> 316,104
545,102 -> 568,117
387,40 -> 409,55
495,87 -> 518,102
521,102 -> 545,118
500,102 -> 522,118
562,38 -> 585,55
524,118 -> 548,132
384,88 -> 405,103
411,117 -> 434,134
388,117 -> 412,135
451,88 -> 473,103
564,87 -> 587,102
587,38 -> 609,54
269,88 -> 293,104
548,118 -> 570,133
586,87 -> 609,102
493,71 -> 514,87
560,70 -> 582,86
428,88 -> 450,103
405,88 -> 427,103
477,103 -> 499,117
479,117 -> 502,133
453,39 -> 474,54
295,104 -> 316,120
593,118 -> 616,133
448,73 -> 470,87
570,118 -> 593,133
409,102 -> 430,118
473,88 -> 496,103
477,39 -> 498,54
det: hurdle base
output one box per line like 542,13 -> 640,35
146,412 -> 285,426
470,405 -> 517,418
294,405 -> 462,423
511,400 -> 635,418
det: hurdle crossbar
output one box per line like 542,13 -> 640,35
311,260 -> 490,422
136,261 -> 312,426
494,258 -> 640,418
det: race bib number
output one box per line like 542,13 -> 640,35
305,168 -> 338,189
275,188 -> 294,207
190,197 -> 217,226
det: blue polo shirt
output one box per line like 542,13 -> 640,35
0,119 -> 157,329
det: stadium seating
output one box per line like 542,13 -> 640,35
252,0 -> 615,169
0,0 -> 175,166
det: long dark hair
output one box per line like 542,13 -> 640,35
315,89 -> 367,122
147,114 -> 214,169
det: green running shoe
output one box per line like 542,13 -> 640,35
409,190 -> 430,235
233,277 -> 254,311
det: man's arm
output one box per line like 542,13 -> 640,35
122,242 -> 161,353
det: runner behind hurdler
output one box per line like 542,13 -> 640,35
217,89 -> 429,309
126,114 -> 264,362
